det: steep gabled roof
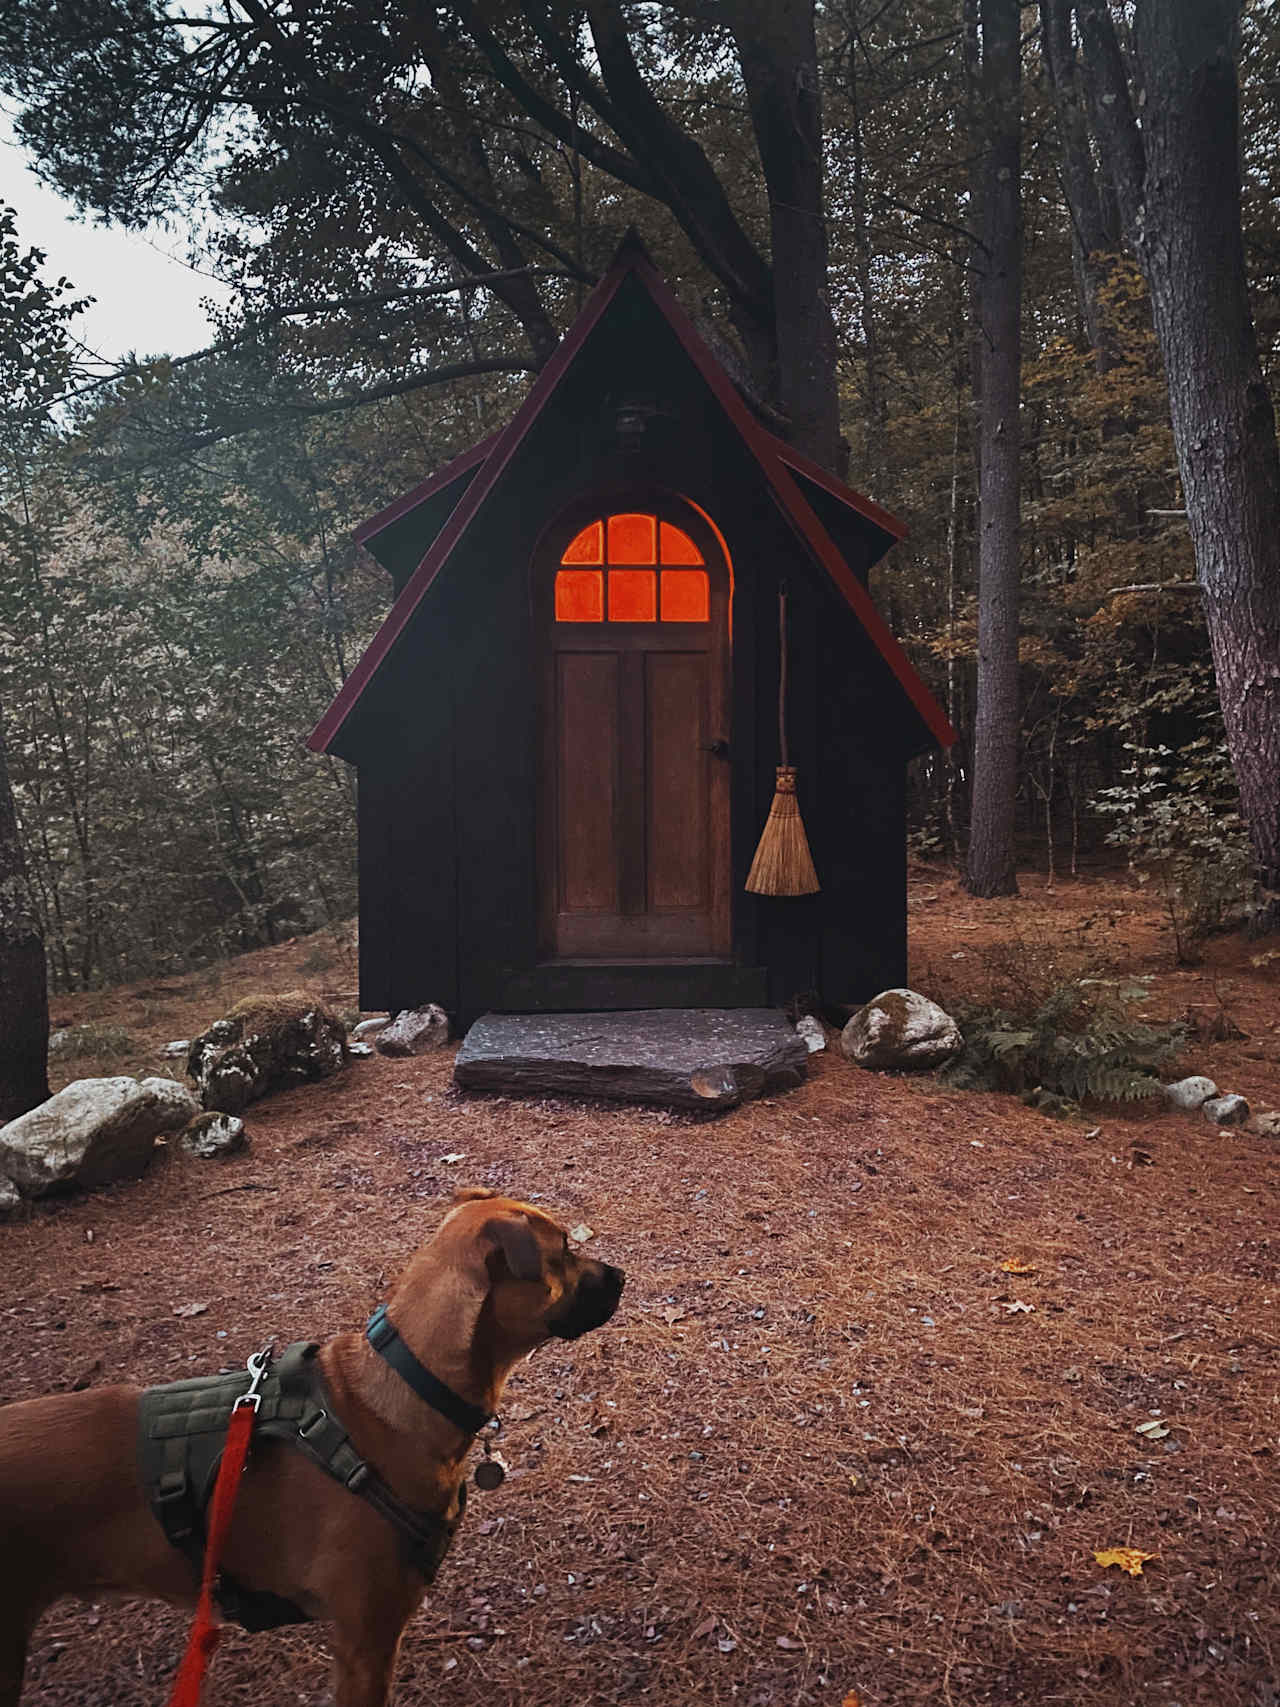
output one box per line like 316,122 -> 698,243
310,240 -> 954,755
353,429 -> 501,549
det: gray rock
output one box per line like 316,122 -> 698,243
162,1039 -> 191,1059
454,1009 -> 807,1111
179,1111 -> 248,1159
1163,1075 -> 1218,1111
347,1041 -> 375,1058
795,1015 -> 827,1054
840,989 -> 962,1070
0,1076 -> 199,1196
0,1176 -> 21,1220
1203,1093 -> 1250,1127
375,1003 -> 451,1058
351,1016 -> 391,1041
188,991 -> 347,1113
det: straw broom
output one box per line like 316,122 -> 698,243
745,584 -> 820,895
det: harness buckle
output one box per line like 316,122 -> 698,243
234,1342 -> 274,1414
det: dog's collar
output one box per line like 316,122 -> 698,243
365,1305 -> 494,1437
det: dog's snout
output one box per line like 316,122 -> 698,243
547,1258 -> 625,1340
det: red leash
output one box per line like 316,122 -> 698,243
165,1347 -> 271,1707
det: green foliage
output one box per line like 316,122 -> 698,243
1092,678 -> 1251,961
940,980 -> 1185,1110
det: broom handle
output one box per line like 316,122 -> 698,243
778,583 -> 789,769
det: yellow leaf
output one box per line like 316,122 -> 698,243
1093,1547 -> 1156,1577
1000,1258 -> 1036,1274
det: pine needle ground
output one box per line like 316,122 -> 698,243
5,868 -> 1277,1706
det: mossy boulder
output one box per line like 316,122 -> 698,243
187,992 -> 347,1112
841,988 -> 962,1071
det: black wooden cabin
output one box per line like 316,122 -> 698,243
309,239 -> 954,1028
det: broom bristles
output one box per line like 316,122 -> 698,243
745,766 -> 820,895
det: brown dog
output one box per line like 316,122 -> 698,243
0,1189 -> 624,1706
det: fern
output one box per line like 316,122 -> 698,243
939,981 -> 1184,1112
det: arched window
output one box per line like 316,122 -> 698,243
555,512 -> 710,623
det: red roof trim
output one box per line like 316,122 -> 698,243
311,240 -> 953,754
353,430 -> 502,548
308,262 -> 630,754
766,434 -> 908,542
625,253 -> 954,750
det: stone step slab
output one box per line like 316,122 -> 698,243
454,1009 -> 808,1111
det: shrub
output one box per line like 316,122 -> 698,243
48,1022 -> 139,1062
940,980 -> 1184,1110
1093,733 -> 1251,963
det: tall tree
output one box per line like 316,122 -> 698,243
0,204 -> 84,1117
1072,0 -> 1280,923
965,0 -> 1024,897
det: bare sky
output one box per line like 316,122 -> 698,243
1,115 -> 233,363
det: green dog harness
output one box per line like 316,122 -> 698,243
137,1341 -> 465,1631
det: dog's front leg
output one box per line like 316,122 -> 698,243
330,1606 -> 411,1707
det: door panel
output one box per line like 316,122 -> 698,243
557,653 -> 619,913
647,651 -> 709,912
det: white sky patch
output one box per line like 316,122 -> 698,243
0,114 -> 234,363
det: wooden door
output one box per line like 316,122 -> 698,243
539,507 -> 731,959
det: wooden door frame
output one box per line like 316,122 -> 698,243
535,489 -> 732,962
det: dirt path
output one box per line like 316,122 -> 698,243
4,868 -> 1277,1705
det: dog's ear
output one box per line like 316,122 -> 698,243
481,1211 -> 544,1283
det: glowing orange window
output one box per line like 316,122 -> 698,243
555,568 -> 603,622
557,515 -> 709,622
561,520 -> 603,564
660,569 -> 710,622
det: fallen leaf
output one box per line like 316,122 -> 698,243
775,1634 -> 803,1650
1094,1546 -> 1156,1577
172,1302 -> 208,1317
692,1615 -> 717,1640
842,1695 -> 863,1707
440,1152 -> 466,1164
1000,1258 -> 1036,1275
661,1305 -> 687,1325
1135,1419 -> 1171,1439
1001,1301 -> 1035,1314
569,1223 -> 594,1244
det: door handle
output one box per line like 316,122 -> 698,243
700,737 -> 730,758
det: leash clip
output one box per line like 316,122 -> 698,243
235,1342 -> 274,1414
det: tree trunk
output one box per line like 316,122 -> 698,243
965,0 -> 1023,898
726,0 -> 842,473
1078,0 -> 1280,921
1039,0 -> 1121,370
0,707 -> 50,1123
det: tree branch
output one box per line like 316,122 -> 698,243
583,0 -> 775,329
119,357 -> 538,460
453,0 -> 656,198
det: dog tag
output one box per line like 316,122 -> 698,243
474,1452 -> 508,1491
